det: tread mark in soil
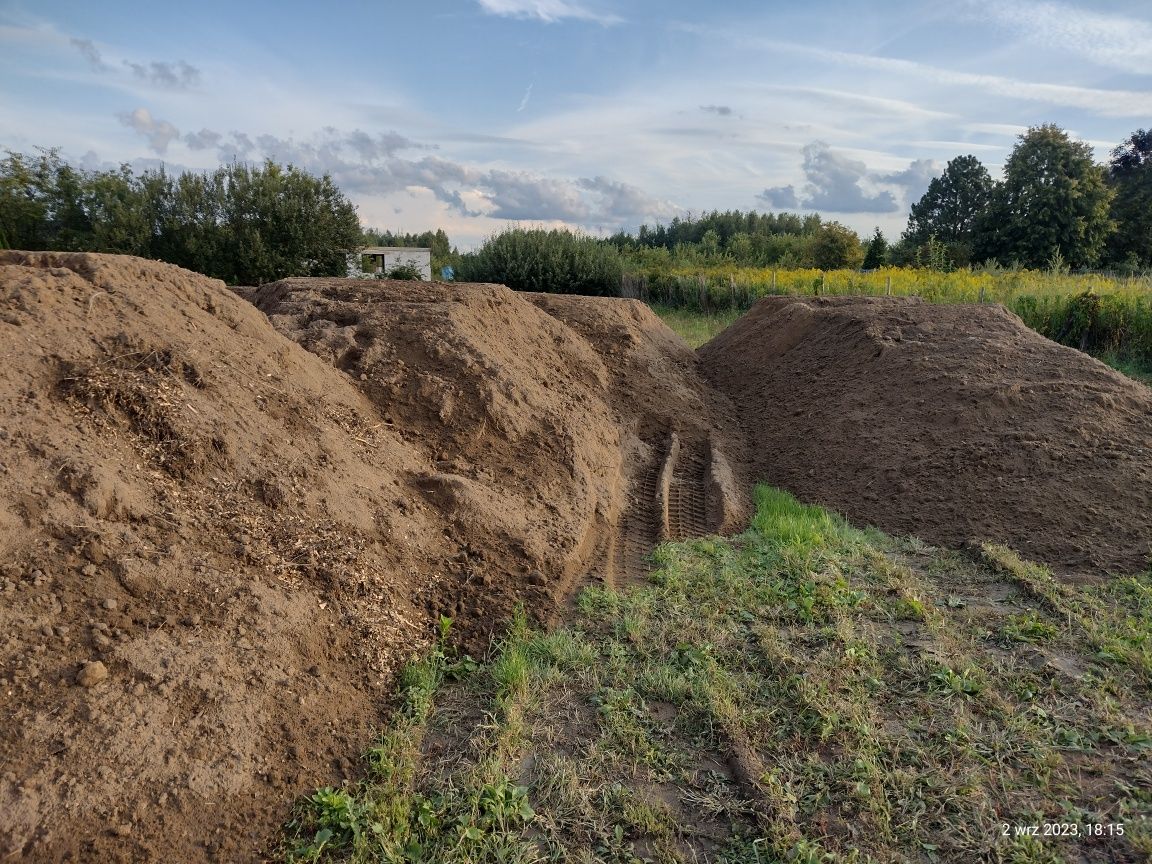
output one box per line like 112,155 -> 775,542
613,453 -> 662,588
667,440 -> 709,541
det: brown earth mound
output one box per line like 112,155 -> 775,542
699,295 -> 1152,575
0,255 -> 747,862
251,279 -> 749,599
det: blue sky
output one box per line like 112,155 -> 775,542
2,0 -> 1151,247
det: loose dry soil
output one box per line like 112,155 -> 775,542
0,254 -> 745,862
699,295 -> 1152,575
2,258 -> 1149,862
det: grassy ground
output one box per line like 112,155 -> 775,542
283,487 -> 1152,863
651,305 -> 743,349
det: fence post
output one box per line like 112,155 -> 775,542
772,270 -> 777,293
886,275 -> 892,296
819,273 -> 825,296
978,286 -> 986,303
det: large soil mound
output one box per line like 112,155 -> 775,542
699,295 -> 1152,575
0,256 -> 747,862
251,279 -> 749,599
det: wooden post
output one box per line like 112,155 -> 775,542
772,270 -> 777,293
819,273 -> 825,296
978,286 -> 986,303
886,275 -> 892,296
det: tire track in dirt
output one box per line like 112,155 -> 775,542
666,439 -> 709,541
601,433 -> 713,591
611,448 -> 663,589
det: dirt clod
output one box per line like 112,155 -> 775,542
75,661 -> 109,688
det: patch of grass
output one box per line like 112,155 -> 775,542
284,491 -> 1152,862
650,303 -> 743,349
1099,351 -> 1152,386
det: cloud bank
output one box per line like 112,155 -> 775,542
759,142 -> 934,214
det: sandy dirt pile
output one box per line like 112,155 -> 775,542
699,295 -> 1152,575
0,255 -> 747,862
252,280 -> 749,599
0,251 -> 457,862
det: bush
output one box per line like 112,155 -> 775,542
385,264 -> 423,281
457,227 -> 623,296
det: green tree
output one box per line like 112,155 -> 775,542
0,151 -> 49,249
726,231 -> 754,263
0,148 -> 94,250
862,227 -> 888,269
806,222 -> 863,270
457,227 -> 622,296
975,124 -> 1114,269
84,164 -> 163,256
0,149 -> 362,283
902,155 -> 992,267
1106,128 -> 1152,268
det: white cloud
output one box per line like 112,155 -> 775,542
576,176 -> 679,223
786,43 -> 1152,119
881,158 -> 940,199
117,107 -> 180,154
474,0 -> 621,25
517,82 -> 534,113
965,0 -> 1152,73
761,142 -> 899,214
675,23 -> 1152,119
183,128 -> 222,150
136,124 -> 673,229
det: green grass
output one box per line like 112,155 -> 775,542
1099,352 -> 1152,386
283,489 -> 1152,863
650,304 -> 743,349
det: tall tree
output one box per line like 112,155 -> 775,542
862,227 -> 888,270
1106,128 -> 1152,267
902,155 -> 992,267
976,125 -> 1113,269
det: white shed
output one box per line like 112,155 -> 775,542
358,247 -> 432,280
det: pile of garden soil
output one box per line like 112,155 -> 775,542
699,295 -> 1152,575
0,254 -> 748,863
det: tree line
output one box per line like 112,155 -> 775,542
605,124 -> 1151,273
900,125 -> 1150,272
3,123 -> 1149,288
0,149 -> 362,285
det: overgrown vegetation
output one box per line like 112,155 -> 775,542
456,227 -> 623,296
283,488 -> 1152,863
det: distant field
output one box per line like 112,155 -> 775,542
284,487 -> 1152,863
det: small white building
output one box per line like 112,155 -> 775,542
357,247 -> 432,280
